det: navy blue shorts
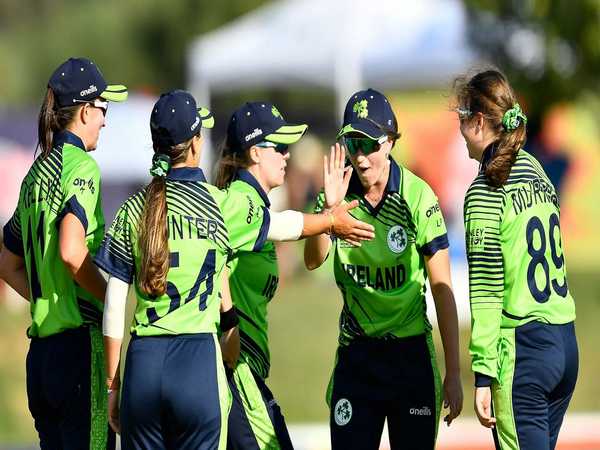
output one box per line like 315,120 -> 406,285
120,333 -> 230,450
26,326 -> 115,450
226,361 -> 293,450
328,333 -> 441,450
491,321 -> 578,450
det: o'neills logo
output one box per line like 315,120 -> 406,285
245,128 -> 263,142
409,406 -> 432,416
190,116 -> 200,131
80,85 -> 98,97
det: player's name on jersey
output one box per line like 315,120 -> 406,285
341,263 -> 405,291
508,177 -> 558,216
167,214 -> 219,241
22,177 -> 61,211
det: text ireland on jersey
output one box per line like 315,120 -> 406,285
341,263 -> 406,291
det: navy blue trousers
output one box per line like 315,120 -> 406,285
26,326 -> 115,450
329,334 -> 441,450
492,321 -> 578,450
120,333 -> 228,450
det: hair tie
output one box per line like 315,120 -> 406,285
150,153 -> 171,178
502,103 -> 527,131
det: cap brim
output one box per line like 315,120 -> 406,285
337,122 -> 385,140
265,124 -> 308,145
101,84 -> 128,102
197,107 -> 214,129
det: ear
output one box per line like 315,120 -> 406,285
79,104 -> 90,125
248,146 -> 261,164
475,112 -> 485,133
190,134 -> 203,157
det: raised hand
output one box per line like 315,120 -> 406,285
324,143 -> 352,209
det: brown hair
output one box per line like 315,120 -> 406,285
137,134 -> 198,297
453,69 -> 527,187
214,136 -> 252,189
37,88 -> 81,158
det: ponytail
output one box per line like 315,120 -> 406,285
485,120 -> 526,187
138,176 -> 170,297
137,139 -> 194,296
214,136 -> 251,189
36,88 -> 81,158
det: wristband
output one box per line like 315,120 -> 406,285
220,307 -> 239,332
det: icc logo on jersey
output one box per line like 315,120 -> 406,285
334,398 -> 352,426
387,225 -> 408,254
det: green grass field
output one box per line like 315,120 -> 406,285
0,257 -> 598,443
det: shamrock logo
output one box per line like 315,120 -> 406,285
387,225 -> 408,254
334,398 -> 353,426
353,99 -> 369,119
271,106 -> 282,119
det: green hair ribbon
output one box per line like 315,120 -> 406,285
150,153 -> 172,178
502,103 -> 527,132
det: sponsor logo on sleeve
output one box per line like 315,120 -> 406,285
409,406 -> 432,416
73,177 -> 95,195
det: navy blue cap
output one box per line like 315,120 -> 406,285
150,90 -> 214,148
48,57 -> 128,107
338,88 -> 396,140
227,102 -> 308,152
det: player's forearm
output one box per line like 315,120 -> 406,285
104,336 -> 122,390
0,247 -> 30,300
304,234 -> 331,270
0,266 -> 30,300
220,326 -> 240,369
431,283 -> 461,375
71,253 -> 107,301
469,304 -> 503,385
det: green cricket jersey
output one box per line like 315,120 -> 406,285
227,170 -> 279,379
315,158 -> 449,346
3,131 -> 105,337
95,167 -> 270,336
465,147 -> 576,382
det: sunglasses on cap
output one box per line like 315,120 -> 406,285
342,135 -> 387,156
74,98 -> 109,116
255,141 -> 289,154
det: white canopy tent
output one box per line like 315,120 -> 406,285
188,0 -> 475,115
187,0 -> 476,170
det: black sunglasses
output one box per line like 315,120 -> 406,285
255,141 -> 289,154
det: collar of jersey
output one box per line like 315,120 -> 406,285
166,167 -> 207,182
53,130 -> 85,151
235,169 -> 271,207
347,157 -> 401,197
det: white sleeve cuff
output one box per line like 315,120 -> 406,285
267,210 -> 304,241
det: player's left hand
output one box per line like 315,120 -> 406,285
324,143 -> 352,209
443,372 -> 463,426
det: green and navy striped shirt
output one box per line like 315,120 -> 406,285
465,147 -> 576,383
95,167 -> 270,336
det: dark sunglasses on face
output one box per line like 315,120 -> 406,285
75,98 -> 108,116
342,136 -> 384,156
255,141 -> 289,154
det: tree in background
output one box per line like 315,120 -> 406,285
0,0 -> 269,105
463,0 -> 600,119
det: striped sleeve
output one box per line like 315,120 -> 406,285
464,179 -> 505,386
94,202 -> 135,283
